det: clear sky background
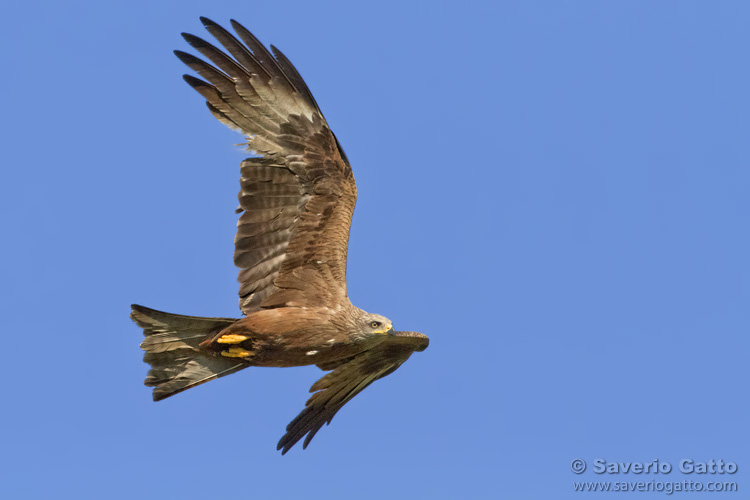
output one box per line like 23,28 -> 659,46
1,1 -> 748,498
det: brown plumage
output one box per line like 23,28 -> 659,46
130,17 -> 428,454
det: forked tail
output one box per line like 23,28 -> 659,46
130,304 -> 245,401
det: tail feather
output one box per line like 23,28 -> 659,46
130,304 -> 246,401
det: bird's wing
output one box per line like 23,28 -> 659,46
177,18 -> 356,314
277,332 -> 429,454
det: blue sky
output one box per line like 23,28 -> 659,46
1,1 -> 748,498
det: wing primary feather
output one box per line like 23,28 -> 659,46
177,53 -> 269,133
199,16 -> 273,80
270,45 -> 324,119
181,33 -> 252,80
229,19 -> 298,92
174,49 -> 231,81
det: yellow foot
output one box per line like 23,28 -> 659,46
216,334 -> 249,344
221,347 -> 253,358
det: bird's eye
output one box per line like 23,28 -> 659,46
370,321 -> 381,329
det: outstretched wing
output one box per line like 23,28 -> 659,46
177,18 -> 356,314
277,332 -> 429,454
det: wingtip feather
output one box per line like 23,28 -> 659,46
199,16 -> 215,26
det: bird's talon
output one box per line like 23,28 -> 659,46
217,334 -> 249,344
221,347 -> 253,358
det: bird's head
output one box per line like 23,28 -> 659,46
362,313 -> 394,336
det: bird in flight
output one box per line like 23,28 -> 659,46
130,17 -> 429,454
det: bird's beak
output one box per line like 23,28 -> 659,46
373,323 -> 394,335
386,326 -> 396,336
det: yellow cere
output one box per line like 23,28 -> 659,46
373,323 -> 393,334
216,334 -> 249,344
221,347 -> 253,358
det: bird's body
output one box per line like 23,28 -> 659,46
131,17 -> 428,454
205,305 -> 376,367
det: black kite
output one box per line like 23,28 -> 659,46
130,18 -> 428,454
